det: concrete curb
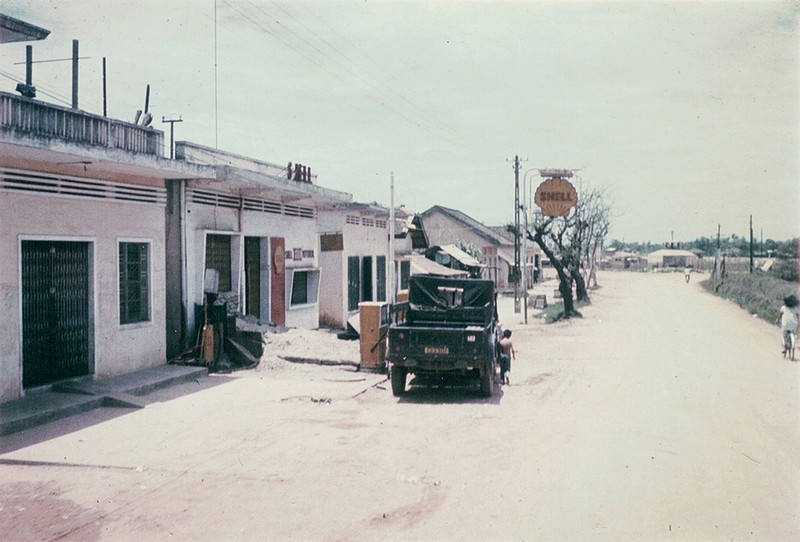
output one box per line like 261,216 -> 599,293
0,365 -> 207,436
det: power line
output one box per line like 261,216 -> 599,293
268,0 -> 468,143
0,70 -> 72,107
219,0 -> 466,144
290,0 -> 467,142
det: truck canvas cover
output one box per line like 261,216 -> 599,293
407,276 -> 495,326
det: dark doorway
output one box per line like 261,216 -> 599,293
244,237 -> 261,317
347,256 -> 360,311
376,255 -> 386,302
21,240 -> 92,388
362,256 -> 373,302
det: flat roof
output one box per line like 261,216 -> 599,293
0,14 -> 50,43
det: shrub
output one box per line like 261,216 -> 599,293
701,272 -> 799,325
768,259 -> 799,283
537,299 -> 588,323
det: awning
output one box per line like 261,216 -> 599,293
408,255 -> 468,277
435,244 -> 483,268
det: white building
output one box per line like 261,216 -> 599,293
317,203 -> 394,329
0,86 -> 350,405
0,86 -> 182,402
174,142 -> 352,332
646,248 -> 699,269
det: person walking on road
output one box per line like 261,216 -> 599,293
499,329 -> 515,385
778,294 -> 799,358
684,266 -> 691,283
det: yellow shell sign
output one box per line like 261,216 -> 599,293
534,177 -> 578,217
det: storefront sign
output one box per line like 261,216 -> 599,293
534,177 -> 578,217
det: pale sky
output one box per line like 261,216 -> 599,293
3,0 -> 798,242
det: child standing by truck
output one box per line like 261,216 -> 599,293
499,329 -> 515,385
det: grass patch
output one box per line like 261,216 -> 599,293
701,272 -> 799,325
537,299 -> 590,323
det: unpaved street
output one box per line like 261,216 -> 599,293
1,271 -> 799,541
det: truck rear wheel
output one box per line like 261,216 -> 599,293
479,368 -> 493,398
391,367 -> 407,396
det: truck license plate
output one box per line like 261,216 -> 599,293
424,346 -> 449,355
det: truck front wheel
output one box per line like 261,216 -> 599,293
391,367 -> 407,396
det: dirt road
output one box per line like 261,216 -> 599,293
1,271 -> 798,541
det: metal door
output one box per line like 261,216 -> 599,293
347,256 -> 360,311
376,255 -> 386,302
361,256 -> 373,302
244,237 -> 261,317
21,241 -> 91,388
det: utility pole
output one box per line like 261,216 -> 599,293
102,57 -> 107,116
714,224 -> 722,280
25,45 -> 32,87
389,172 -> 396,305
161,116 -> 183,159
513,155 -> 521,313
749,215 -> 754,274
71,39 -> 79,109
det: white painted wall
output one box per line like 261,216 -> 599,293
184,192 -> 321,331
316,209 -> 391,329
0,190 -> 166,402
319,250 -> 343,327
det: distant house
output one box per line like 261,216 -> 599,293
417,205 -> 541,290
646,249 -> 699,269
604,250 -> 647,270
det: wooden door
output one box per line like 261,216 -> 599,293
270,237 -> 286,326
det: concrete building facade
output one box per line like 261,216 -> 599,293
317,203 -> 392,329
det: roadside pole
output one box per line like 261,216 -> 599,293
513,155 -> 521,313
389,172 -> 396,305
522,172 -> 528,324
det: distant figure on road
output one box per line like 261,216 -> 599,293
778,294 -> 799,356
499,329 -> 515,385
684,267 -> 691,283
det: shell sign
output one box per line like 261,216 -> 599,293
534,177 -> 578,217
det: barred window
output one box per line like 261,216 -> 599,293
119,242 -> 150,324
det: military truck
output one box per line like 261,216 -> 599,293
387,275 -> 499,397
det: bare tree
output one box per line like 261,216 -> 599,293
526,181 -> 612,319
528,216 -> 581,319
572,184 -> 612,293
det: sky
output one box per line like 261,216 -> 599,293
2,0 -> 798,243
